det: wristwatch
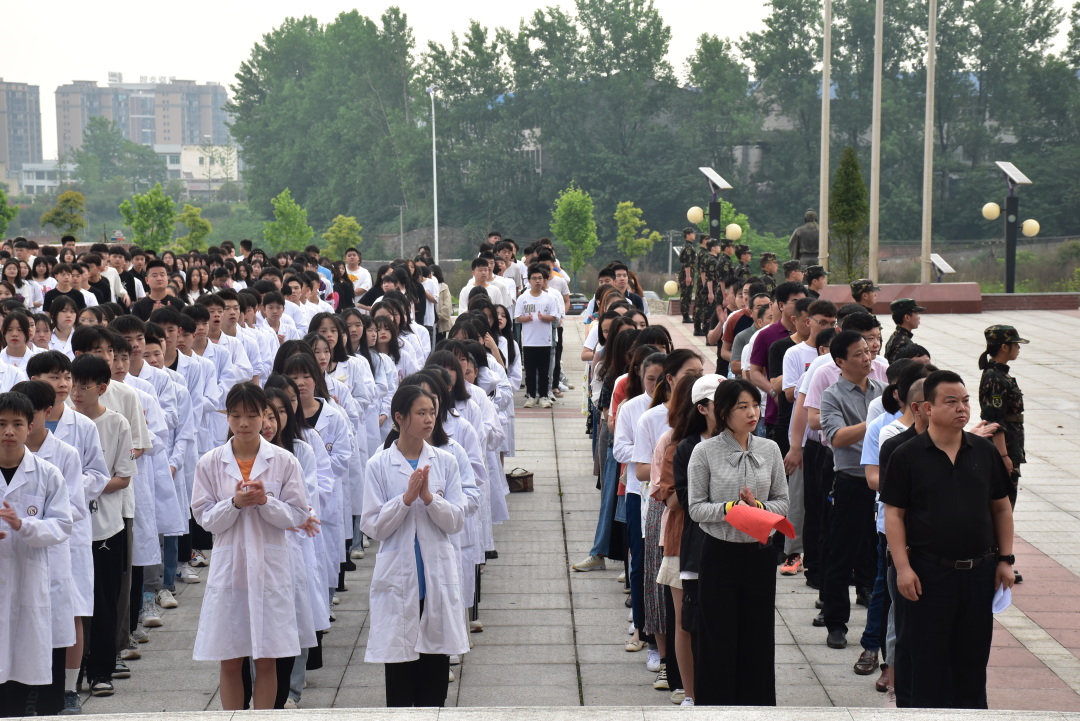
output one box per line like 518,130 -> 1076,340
997,554 -> 1015,565
769,389 -> 777,399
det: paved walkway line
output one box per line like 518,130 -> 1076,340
997,604 -> 1080,694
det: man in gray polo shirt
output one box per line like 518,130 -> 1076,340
819,329 -> 884,650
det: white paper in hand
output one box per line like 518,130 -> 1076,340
992,585 -> 1012,614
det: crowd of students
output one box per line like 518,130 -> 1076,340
574,257 -> 1018,710
0,231 -> 571,714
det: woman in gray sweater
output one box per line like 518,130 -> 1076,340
687,377 -> 789,706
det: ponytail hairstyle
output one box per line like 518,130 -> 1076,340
979,342 -> 1008,371
594,310 -> 621,347
623,345 -> 661,400
897,362 -> 936,406
880,359 -> 915,415
651,348 -> 703,408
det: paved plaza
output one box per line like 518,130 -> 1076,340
79,309 -> 1080,713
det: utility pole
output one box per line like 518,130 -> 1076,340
392,204 -> 406,259
920,0 -> 938,283
868,0 -> 883,283
818,0 -> 833,271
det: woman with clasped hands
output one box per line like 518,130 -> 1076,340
687,378 -> 788,706
360,384 -> 467,708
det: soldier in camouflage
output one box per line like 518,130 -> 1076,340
734,244 -> 753,282
692,233 -> 712,336
850,278 -> 880,314
979,325 -> 1028,508
695,240 -> 722,334
717,239 -> 736,289
759,252 -> 779,294
884,298 -> 925,363
678,227 -> 698,323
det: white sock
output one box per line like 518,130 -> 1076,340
65,667 -> 79,693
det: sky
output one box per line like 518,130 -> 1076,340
7,0 -> 1075,160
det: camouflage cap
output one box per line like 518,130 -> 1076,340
735,244 -> 751,256
682,226 -> 698,237
805,264 -> 829,278
850,278 -> 880,296
889,298 -> 926,315
760,252 -> 778,265
720,239 -> 734,248
984,325 -> 1029,345
782,260 -> 803,274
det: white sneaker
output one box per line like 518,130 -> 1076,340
559,382 -> 569,392
362,536 -> 370,548
190,550 -> 209,567
120,635 -> 142,660
523,396 -> 536,408
131,628 -> 149,644
646,648 -> 661,672
449,655 -> 461,665
571,555 -> 606,572
176,563 -> 200,583
670,689 -> 685,704
284,698 -> 298,709
155,589 -> 178,609
332,595 -> 340,606
539,396 -> 553,408
469,620 -> 483,633
448,668 -> 456,683
350,547 -> 365,559
680,698 -> 695,707
617,571 -> 626,583
140,600 -> 162,628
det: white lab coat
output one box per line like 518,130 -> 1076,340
51,406 -> 109,617
0,451 -> 72,685
361,441 -> 468,663
191,438 -> 309,661
35,432 -> 83,648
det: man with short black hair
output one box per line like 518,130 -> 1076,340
805,265 -> 829,299
850,279 -> 880,313
783,260 -> 804,283
882,370 -> 1014,709
884,298 -> 925,363
131,261 -> 184,320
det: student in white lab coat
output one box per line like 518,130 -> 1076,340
361,384 -> 468,707
0,391 -> 72,716
190,383 -> 310,711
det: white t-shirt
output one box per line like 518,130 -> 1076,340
502,263 -> 524,293
89,408 -> 137,541
348,265 -> 373,295
422,277 -> 439,326
632,404 -> 671,492
782,342 -> 819,392
514,291 -> 560,347
584,324 -> 600,352
547,276 -> 570,310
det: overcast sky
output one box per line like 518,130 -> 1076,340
9,0 -> 1074,160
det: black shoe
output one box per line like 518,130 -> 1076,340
815,598 -> 824,610
805,576 -> 821,590
812,612 -> 826,627
1014,570 -> 1024,584
855,587 -> 870,607
693,329 -> 706,337
485,550 -> 499,560
827,629 -> 848,649
625,594 -> 633,608
342,559 -> 357,572
60,690 -> 82,714
336,584 -> 348,593
682,316 -> 693,324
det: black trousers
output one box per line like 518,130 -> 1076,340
663,584 -> 682,691
802,441 -> 826,587
694,536 -> 776,706
88,528 -> 126,682
553,326 -> 564,387
822,471 -> 877,634
0,679 -> 48,718
894,555 -> 994,709
522,345 -> 552,398
385,654 -> 450,707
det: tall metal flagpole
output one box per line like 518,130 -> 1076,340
868,0 -> 884,283
427,86 -> 440,264
920,0 -> 938,283
818,0 -> 833,271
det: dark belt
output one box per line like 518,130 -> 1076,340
1003,414 -> 1024,423
912,549 -> 995,570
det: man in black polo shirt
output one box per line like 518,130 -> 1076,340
131,260 -> 185,320
882,370 -> 1014,709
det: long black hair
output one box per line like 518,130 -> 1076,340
426,350 -> 473,403
308,312 -> 350,364
265,386 -> 302,452
282,351 -> 332,401
493,304 -> 517,366
265,373 -> 311,429
372,314 -> 401,363
387,371 -> 450,447
386,384 -> 439,446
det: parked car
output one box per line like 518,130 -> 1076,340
568,293 -> 589,315
642,291 -> 660,301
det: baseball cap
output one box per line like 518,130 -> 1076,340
984,325 -> 1029,345
691,374 -> 723,404
890,298 -> 926,315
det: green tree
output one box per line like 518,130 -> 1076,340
41,190 -> 87,237
0,188 -> 18,237
550,182 -> 598,291
70,117 -> 167,195
175,204 -> 212,252
829,147 -> 869,282
119,183 -> 176,252
263,189 -> 313,252
613,201 -> 661,267
322,214 -> 363,260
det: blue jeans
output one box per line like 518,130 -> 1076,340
589,444 -> 620,558
860,533 -> 888,652
163,536 -> 178,592
626,493 -> 644,631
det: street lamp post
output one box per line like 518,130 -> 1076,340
426,86 -> 440,264
981,161 -> 1037,293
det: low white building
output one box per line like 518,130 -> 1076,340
19,160 -> 73,195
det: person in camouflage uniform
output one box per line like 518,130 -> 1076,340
850,278 -> 880,314
694,240 -> 722,335
717,239 -> 736,289
884,298 -> 925,362
678,227 -> 698,323
979,325 -> 1027,509
734,244 -> 753,282
759,252 -> 779,294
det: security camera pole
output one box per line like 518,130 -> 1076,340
995,162 -> 1032,294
